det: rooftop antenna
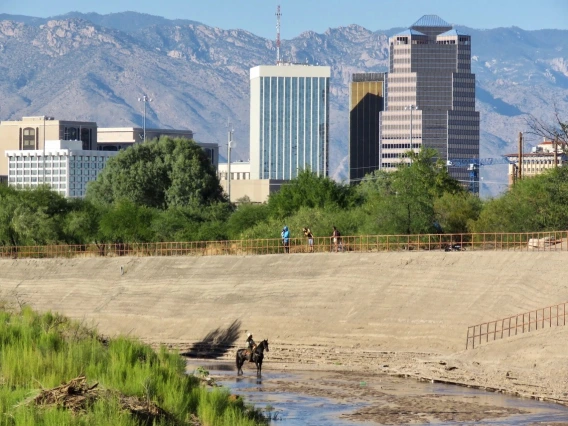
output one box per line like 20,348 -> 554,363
276,2 -> 282,64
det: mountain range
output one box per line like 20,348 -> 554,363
1,11 -> 567,195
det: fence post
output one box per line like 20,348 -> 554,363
466,327 -> 470,350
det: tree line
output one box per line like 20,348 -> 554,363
1,136 -> 568,248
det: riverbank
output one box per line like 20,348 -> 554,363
2,252 -> 568,410
188,357 -> 568,425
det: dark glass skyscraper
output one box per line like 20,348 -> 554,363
349,73 -> 385,184
380,15 -> 480,192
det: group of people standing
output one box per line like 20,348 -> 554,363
280,226 -> 342,253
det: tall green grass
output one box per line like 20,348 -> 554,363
0,307 -> 265,426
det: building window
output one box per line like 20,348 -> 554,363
22,128 -> 36,150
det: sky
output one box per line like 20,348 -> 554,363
2,0 -> 567,38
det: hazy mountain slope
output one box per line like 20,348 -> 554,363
0,12 -> 566,195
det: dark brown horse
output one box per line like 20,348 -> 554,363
236,339 -> 269,377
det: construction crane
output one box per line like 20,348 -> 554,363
446,157 -> 515,193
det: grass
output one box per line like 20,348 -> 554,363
0,307 -> 267,426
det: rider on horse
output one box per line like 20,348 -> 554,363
246,333 -> 257,362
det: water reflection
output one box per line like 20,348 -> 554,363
188,360 -> 568,425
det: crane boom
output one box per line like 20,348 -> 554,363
446,157 -> 514,168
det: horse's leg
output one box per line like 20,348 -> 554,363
236,351 -> 244,375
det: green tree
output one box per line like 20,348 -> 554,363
226,203 -> 270,239
63,199 -> 104,244
87,136 -> 227,209
99,199 -> 157,243
151,202 -> 232,242
359,149 -> 464,235
434,192 -> 482,234
0,186 -> 70,246
472,167 -> 568,233
267,169 -> 357,219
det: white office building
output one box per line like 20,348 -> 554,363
5,140 -> 117,198
249,65 -> 330,180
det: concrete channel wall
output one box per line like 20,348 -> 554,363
1,252 -> 567,354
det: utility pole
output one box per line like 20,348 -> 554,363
405,105 -> 417,163
227,122 -> 234,202
43,115 -> 46,185
554,136 -> 559,168
518,132 -> 523,181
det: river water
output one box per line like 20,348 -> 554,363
188,360 -> 568,425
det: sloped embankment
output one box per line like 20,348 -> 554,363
1,251 -> 567,354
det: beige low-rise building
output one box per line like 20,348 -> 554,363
505,140 -> 567,186
0,116 -> 97,181
97,127 -> 218,168
97,127 -> 194,150
218,161 -> 284,203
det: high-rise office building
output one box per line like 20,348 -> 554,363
380,15 -> 480,192
249,65 -> 330,180
349,73 -> 385,183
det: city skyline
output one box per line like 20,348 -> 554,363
2,0 -> 567,39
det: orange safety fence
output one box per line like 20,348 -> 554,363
466,302 -> 568,349
0,231 -> 567,260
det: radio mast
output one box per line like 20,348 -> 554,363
276,3 -> 282,64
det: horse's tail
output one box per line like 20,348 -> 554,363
236,350 -> 240,368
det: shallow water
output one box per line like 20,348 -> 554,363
188,360 -> 568,425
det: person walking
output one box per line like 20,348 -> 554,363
281,226 -> 290,253
331,226 -> 342,252
303,227 -> 314,252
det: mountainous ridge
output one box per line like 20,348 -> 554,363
0,11 -> 567,194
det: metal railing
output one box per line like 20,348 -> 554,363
466,302 -> 568,349
0,231 -> 566,260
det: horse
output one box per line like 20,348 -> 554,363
236,339 -> 269,377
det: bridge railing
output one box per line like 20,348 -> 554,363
0,231 -> 566,260
466,302 -> 568,349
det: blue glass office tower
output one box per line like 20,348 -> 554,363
249,65 -> 331,180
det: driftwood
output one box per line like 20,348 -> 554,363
34,376 -> 98,412
31,376 -> 201,425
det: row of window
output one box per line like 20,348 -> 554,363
9,177 -> 66,183
219,172 -> 250,180
8,155 -> 108,162
9,169 -> 65,175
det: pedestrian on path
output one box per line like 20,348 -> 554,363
331,226 -> 342,252
281,226 -> 290,253
303,227 -> 314,252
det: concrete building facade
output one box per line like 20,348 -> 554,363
5,140 -> 116,198
0,116 -> 97,181
379,15 -> 480,192
249,65 -> 330,180
349,73 -> 385,183
217,161 -> 284,203
505,140 -> 567,186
